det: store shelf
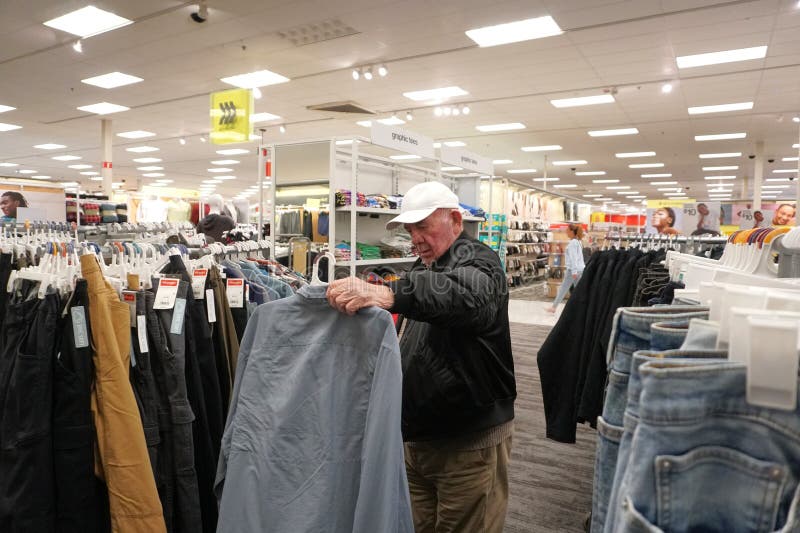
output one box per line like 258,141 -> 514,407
463,216 -> 485,222
337,257 -> 419,267
336,206 -> 400,215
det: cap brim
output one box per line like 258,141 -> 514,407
385,207 -> 437,230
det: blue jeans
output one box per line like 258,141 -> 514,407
552,269 -> 581,308
614,359 -> 800,532
592,306 -> 709,532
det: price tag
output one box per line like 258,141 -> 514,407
123,291 -> 137,327
153,278 -> 180,309
171,298 -> 186,335
206,289 -> 217,323
71,306 -> 89,349
137,315 -> 149,353
192,269 -> 208,300
226,278 -> 244,308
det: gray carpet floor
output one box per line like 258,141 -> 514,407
503,322 -> 596,533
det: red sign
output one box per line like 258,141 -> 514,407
102,161 -> 112,169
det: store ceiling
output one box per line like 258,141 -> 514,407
1,0 -> 799,208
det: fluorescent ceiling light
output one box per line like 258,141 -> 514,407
0,123 -> 22,132
137,166 -> 163,171
664,192 -> 687,196
582,194 -> 602,198
211,160 -> 240,165
133,157 -> 161,163
68,164 -> 91,169
629,163 -> 664,168
794,144 -> 799,149
34,143 -> 66,150
699,152 -> 741,159
142,173 -> 164,177
220,69 -> 290,88
18,169 -> 36,174
155,179 -> 174,184
443,141 -> 466,147
208,167 -> 234,172
767,178 -> 791,182
492,159 -> 513,165
676,45 -> 768,69
616,151 -> 656,158
688,102 -> 753,115
250,112 -> 282,123
702,166 -> 738,171
390,155 -> 421,160
31,175 -> 51,180
81,171 -> 99,176
607,186 -> 631,190
335,140 -> 354,145
403,86 -> 468,102
441,166 -> 463,171
217,149 -> 250,155
82,72 -> 142,89
782,157 -> 799,162
475,122 -> 525,132
694,133 -> 746,141
553,160 -> 587,165
703,176 -> 737,180
52,155 -> 81,161
593,179 -> 619,183
532,177 -> 559,182
628,195 -> 647,199
551,94 -> 615,108
0,105 -> 15,113
465,15 -> 563,47
575,171 -> 606,176
126,146 -> 159,153
77,102 -> 129,115
521,145 -> 562,152
88,177 -> 103,181
43,6 -> 132,38
60,181 -> 79,187
587,128 -> 638,137
553,184 -> 577,188
117,130 -> 155,139
0,162 -> 18,167
651,181 -> 678,185
148,183 -> 167,187
763,185 -> 790,189
596,197 -> 613,201
377,116 -> 406,126
508,168 -> 538,173
216,176 -> 236,180
657,187 -> 681,191
356,120 -> 373,128
773,169 -> 799,174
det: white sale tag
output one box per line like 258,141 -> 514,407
192,269 -> 208,300
71,306 -> 89,349
226,278 -> 244,308
206,288 -> 217,323
153,278 -> 180,309
137,314 -> 149,353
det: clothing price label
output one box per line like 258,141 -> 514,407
171,298 -> 186,335
226,278 -> 244,308
153,278 -> 179,309
71,306 -> 89,349
137,315 -> 149,354
123,291 -> 137,327
192,269 -> 208,300
206,289 -> 217,323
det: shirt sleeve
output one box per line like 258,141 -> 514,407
565,240 -> 582,271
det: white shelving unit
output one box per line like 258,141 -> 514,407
338,257 -> 419,267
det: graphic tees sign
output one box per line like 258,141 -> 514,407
370,123 -> 435,159
440,146 -> 493,175
210,88 -> 253,145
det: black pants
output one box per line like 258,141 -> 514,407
0,253 -> 13,335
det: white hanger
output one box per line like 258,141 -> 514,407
310,252 -> 336,286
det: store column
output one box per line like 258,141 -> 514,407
101,118 -> 113,194
795,125 -> 800,207
753,140 -> 764,210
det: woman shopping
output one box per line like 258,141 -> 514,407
546,223 -> 585,313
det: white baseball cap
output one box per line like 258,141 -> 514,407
386,181 -> 460,230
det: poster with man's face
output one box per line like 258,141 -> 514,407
768,203 -> 796,226
645,200 -> 691,235
681,202 -> 721,236
0,183 -> 66,223
739,209 -> 774,229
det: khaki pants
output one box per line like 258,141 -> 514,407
404,436 -> 512,533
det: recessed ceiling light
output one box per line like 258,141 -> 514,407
508,169 -> 539,174
31,175 -> 51,180
551,94 -> 615,108
664,192 -> 688,196
699,152 -> 741,159
661,83 -> 673,94
82,72 -> 143,89
641,173 -> 672,178
763,185 -> 790,189
587,128 -> 638,137
553,160 -> 587,165
220,69 -> 290,88
117,130 -> 155,139
465,15 -> 563,47
60,181 -> 80,187
688,102 -> 753,115
628,195 -> 647,199
0,105 -> 15,113
216,175 -> 237,180
88,177 -> 103,181
18,169 -> 36,174
132,158 -> 162,164
492,159 -> 513,165
81,171 -> 99,176
378,116 -> 406,126
202,179 -> 221,184
532,177 -> 559,182
216,148 -> 250,156
126,146 -> 159,153
403,86 -> 469,102
694,133 -> 746,141
389,155 -> 421,160
582,194 -> 602,198
356,120 -> 373,127
77,102 -> 130,115
156,179 -> 174,184
677,45 -> 768,69
782,157 -> 799,162
34,143 -> 66,150
616,152 -> 656,158
148,182 -> 168,187
52,155 -> 81,161
335,140 -> 354,145
703,176 -> 737,180
773,169 -> 799,173
211,160 -> 240,165
593,179 -> 620,183
553,184 -> 577,188
767,178 -> 792,182
607,186 -> 631,190
575,171 -> 606,176
441,166 -> 463,171
475,123 -> 526,132
250,112 -> 282,123
68,164 -> 91,169
651,181 -> 678,185
596,197 -> 613,201
208,167 -> 234,172
0,162 -> 18,167
629,163 -> 664,168
142,173 -> 165,177
702,166 -> 738,171
794,144 -> 799,149
443,141 -> 466,147
657,187 -> 681,192
521,145 -> 562,152
43,6 -> 132,38
137,166 -> 163,171
0,123 -> 22,132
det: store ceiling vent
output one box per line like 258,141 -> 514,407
276,18 -> 358,46
307,101 -> 375,115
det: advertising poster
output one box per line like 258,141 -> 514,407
738,209 -> 773,229
681,202 -> 721,236
732,203 -> 795,227
645,199 -> 692,235
767,202 -> 796,226
0,182 -> 66,223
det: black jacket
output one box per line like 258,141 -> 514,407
389,232 -> 516,441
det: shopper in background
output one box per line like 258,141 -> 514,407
197,193 -> 235,243
651,207 -> 680,235
546,223 -> 585,313
0,191 -> 27,223
326,181 -> 517,533
772,203 -> 796,226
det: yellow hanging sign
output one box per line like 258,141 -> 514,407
209,88 -> 253,145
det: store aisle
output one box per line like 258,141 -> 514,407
503,322 -> 595,533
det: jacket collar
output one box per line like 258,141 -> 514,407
297,283 -> 328,300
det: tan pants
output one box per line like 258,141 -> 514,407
404,436 -> 512,533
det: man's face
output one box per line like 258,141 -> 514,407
774,205 -> 795,225
0,195 -> 18,217
651,209 -> 669,228
404,209 -> 460,265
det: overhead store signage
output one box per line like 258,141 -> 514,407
370,123 -> 435,159
440,146 -> 493,175
209,88 -> 253,145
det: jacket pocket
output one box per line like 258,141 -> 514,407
7,353 -> 50,446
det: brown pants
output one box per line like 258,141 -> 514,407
404,436 -> 512,533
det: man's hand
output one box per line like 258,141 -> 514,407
326,277 -> 394,315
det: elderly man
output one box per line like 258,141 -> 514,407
327,181 -> 516,533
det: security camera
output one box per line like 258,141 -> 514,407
570,167 -> 576,171
790,176 -> 796,181
748,154 -> 756,159
190,1 -> 208,23
768,158 -> 775,163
